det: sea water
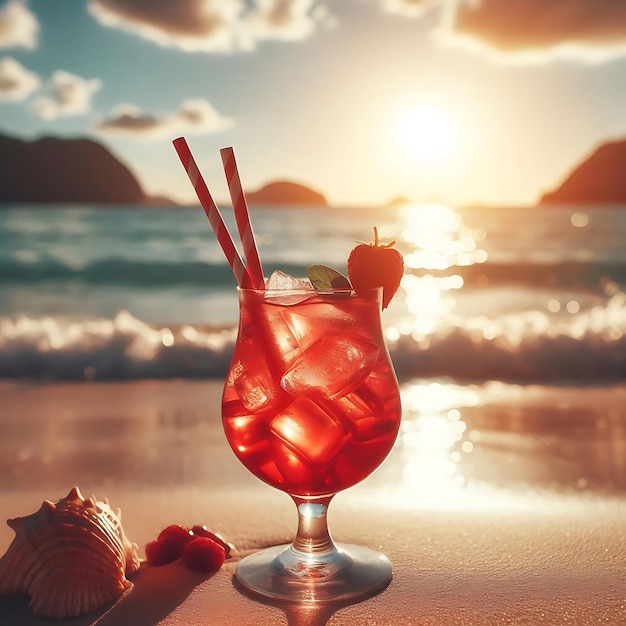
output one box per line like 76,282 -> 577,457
1,202 -> 626,383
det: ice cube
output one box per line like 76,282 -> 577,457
332,391 -> 395,442
233,368 -> 274,412
266,270 -> 312,291
336,388 -> 375,417
245,304 -> 304,372
280,333 -> 379,399
350,414 -> 397,442
225,358 -> 277,413
264,270 -> 313,305
270,397 -> 347,465
277,302 -> 358,355
271,438 -> 316,487
286,303 -> 355,336
225,413 -> 272,459
350,378 -> 386,415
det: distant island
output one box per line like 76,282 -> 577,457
245,180 -> 327,206
540,139 -> 626,205
0,133 -> 327,207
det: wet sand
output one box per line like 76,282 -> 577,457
0,379 -> 625,625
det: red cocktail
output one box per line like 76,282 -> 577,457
222,286 -> 402,602
223,287 -> 401,496
172,139 -> 403,604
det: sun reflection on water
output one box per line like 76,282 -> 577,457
399,203 -> 487,272
368,381 -> 540,513
377,205 -> 539,511
401,274 -> 462,337
394,382 -> 479,508
386,203 -> 487,344
389,204 -> 485,490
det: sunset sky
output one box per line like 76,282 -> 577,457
1,0 -> 626,207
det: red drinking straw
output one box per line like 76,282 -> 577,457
172,137 -> 254,288
220,147 -> 265,290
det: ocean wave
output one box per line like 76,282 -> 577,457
392,290 -> 626,383
0,258 -> 308,288
0,311 -> 236,380
2,304 -> 626,383
3,255 -> 626,291
407,260 -> 626,291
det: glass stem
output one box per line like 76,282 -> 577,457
291,496 -> 335,555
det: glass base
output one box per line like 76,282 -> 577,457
234,542 -> 392,603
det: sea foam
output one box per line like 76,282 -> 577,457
2,296 -> 626,383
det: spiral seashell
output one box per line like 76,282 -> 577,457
0,487 -> 140,619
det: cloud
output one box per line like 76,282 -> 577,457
88,0 -> 241,52
246,0 -> 334,42
94,99 -> 233,137
440,0 -> 626,62
32,71 -> 102,119
0,56 -> 39,100
381,0 -> 440,19
0,0 -> 38,49
87,0 -> 332,52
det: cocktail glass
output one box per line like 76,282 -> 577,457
222,286 -> 402,602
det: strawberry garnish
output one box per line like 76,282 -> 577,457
347,227 -> 404,309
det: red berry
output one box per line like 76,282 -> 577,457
157,524 -> 194,551
191,525 -> 232,558
145,525 -> 194,566
347,227 -> 404,309
182,537 -> 226,572
145,539 -> 181,566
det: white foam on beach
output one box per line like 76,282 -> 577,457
3,292 -> 626,382
0,311 -> 237,379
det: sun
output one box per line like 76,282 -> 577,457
399,106 -> 456,163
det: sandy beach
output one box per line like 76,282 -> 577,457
0,379 -> 624,625
3,0 -> 626,618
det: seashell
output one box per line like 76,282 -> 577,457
0,486 -> 140,619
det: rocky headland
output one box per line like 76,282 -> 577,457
540,139 -> 626,205
0,133 -> 153,204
